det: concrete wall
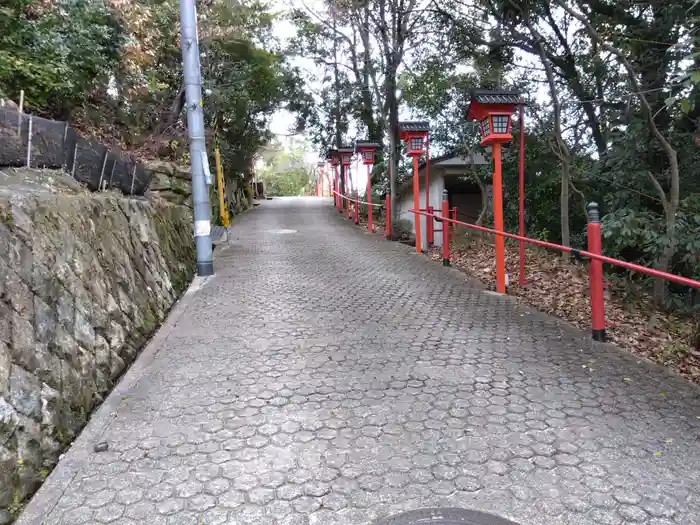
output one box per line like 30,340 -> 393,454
396,174 -> 488,249
396,173 -> 445,251
0,169 -> 194,523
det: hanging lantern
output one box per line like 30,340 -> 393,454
466,89 -> 520,146
325,148 -> 340,167
399,121 -> 430,157
355,140 -> 381,165
337,146 -> 354,166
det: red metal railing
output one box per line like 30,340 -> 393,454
413,208 -> 700,288
411,200 -> 700,342
441,191 -> 450,266
328,187 -> 699,342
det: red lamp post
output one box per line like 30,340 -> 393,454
338,147 -> 354,220
466,89 -> 520,294
316,160 -> 326,197
425,134 -> 433,246
355,141 -> 380,233
517,98 -> 527,286
399,121 -> 430,254
326,149 -> 341,210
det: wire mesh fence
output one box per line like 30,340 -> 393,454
0,107 -> 152,195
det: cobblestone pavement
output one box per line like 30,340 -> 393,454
19,197 -> 700,525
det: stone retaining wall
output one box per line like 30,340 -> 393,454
0,169 -> 194,523
144,159 -> 254,219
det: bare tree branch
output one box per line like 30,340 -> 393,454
556,0 -> 678,211
555,0 -> 680,303
647,171 -> 670,213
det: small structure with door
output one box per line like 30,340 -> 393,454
394,152 -> 489,250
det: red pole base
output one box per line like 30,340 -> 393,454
442,196 -> 450,266
427,206 -> 434,247
587,204 -> 606,341
385,196 -> 392,240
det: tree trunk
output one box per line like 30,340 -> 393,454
558,0 -> 681,307
560,163 -> 571,253
471,166 -> 488,244
474,171 -> 488,226
356,12 -> 383,140
692,290 -> 700,350
652,210 -> 677,305
647,169 -> 680,307
332,24 -> 344,198
386,71 -> 399,239
523,15 -> 573,253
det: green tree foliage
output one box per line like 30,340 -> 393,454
258,141 -> 312,196
203,3 -> 308,182
116,0 -> 308,182
0,0 -> 307,186
0,0 -> 122,118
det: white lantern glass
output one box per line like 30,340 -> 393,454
481,118 -> 490,136
410,136 -> 423,151
363,150 -> 373,162
492,114 -> 510,134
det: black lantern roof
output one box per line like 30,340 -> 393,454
398,121 -> 430,133
467,89 -> 521,121
317,160 -> 326,167
337,146 -> 354,154
469,89 -> 521,105
355,140 -> 382,152
325,148 -> 339,160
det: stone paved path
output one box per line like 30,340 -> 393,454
18,197 -> 700,525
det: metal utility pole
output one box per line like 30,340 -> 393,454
179,0 -> 213,276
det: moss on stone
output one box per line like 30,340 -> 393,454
0,202 -> 13,228
0,182 -> 196,519
152,203 -> 195,291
